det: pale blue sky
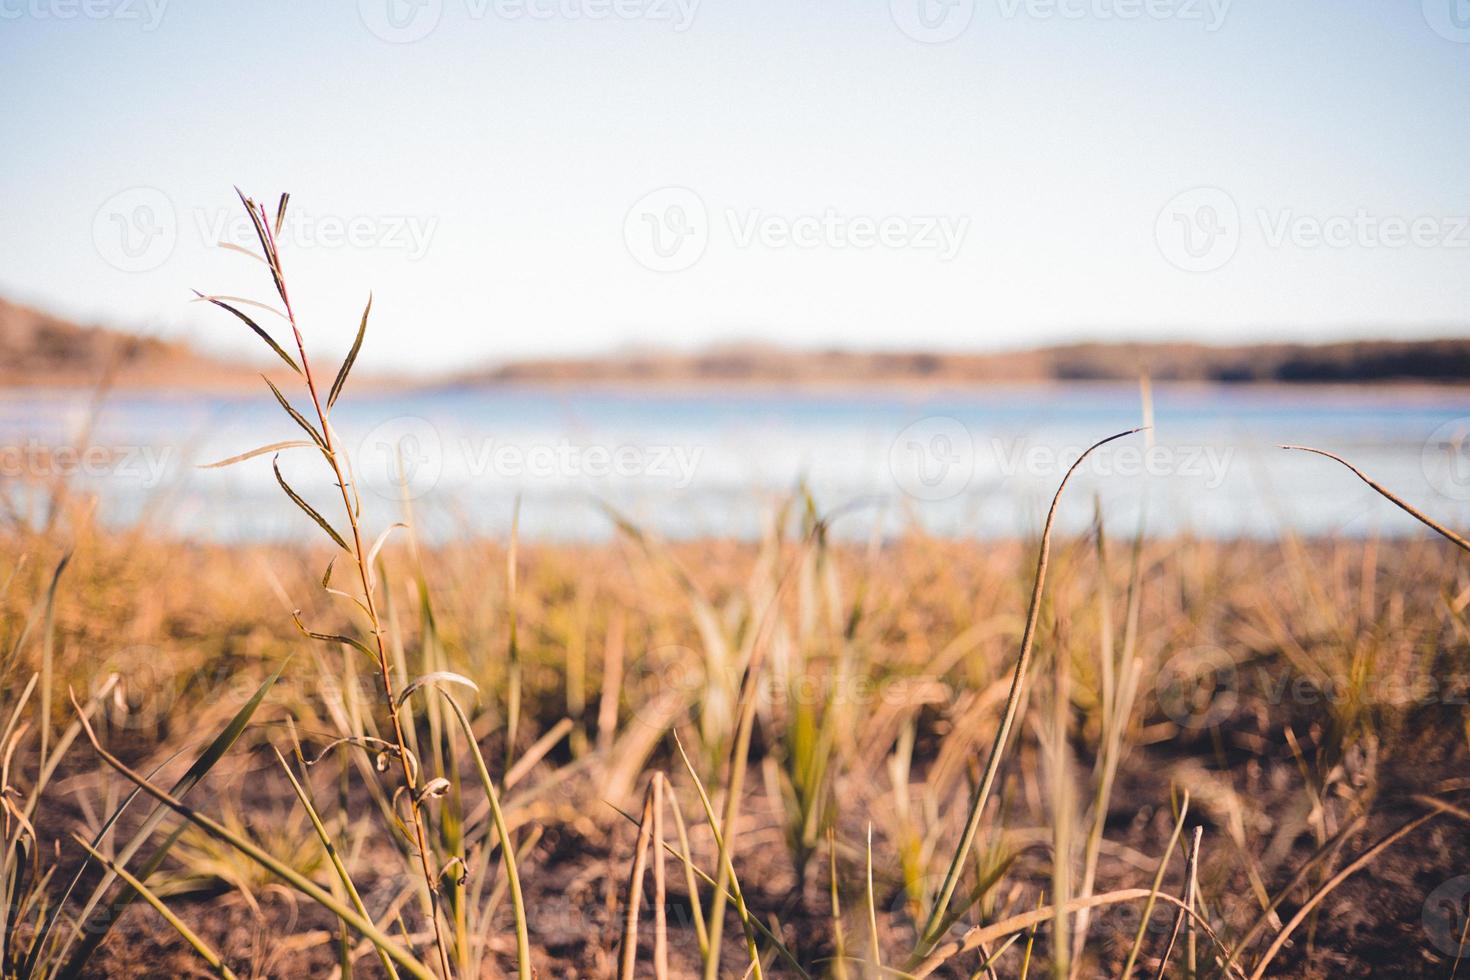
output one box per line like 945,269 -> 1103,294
1,0 -> 1468,372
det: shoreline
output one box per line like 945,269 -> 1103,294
6,373 -> 1470,402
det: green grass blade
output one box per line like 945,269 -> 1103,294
440,692 -> 531,980
192,290 -> 301,375
328,295 -> 371,410
272,455 -> 351,552
263,376 -> 328,453
672,733 -> 765,980
71,697 -> 436,980
53,660 -> 290,978
274,747 -> 400,979
71,835 -> 240,980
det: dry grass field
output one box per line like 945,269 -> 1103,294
3,195 -> 1469,979
4,507 -> 1469,977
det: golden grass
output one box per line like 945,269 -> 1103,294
2,514 -> 1468,977
2,191 -> 1468,980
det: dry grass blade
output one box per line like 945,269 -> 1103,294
440,693 -> 531,980
1234,811 -> 1367,956
704,524 -> 823,979
274,747 -> 400,979
192,290 -> 302,375
396,671 -> 479,709
652,773 -> 670,980
199,440 -> 314,469
71,835 -> 240,980
1119,791 -> 1190,980
68,691 -> 436,980
503,717 -> 574,791
38,551 -> 68,770
505,498 -> 522,771
263,375 -> 328,452
866,823 -> 882,974
50,662 -> 289,979
1247,810 -> 1439,980
1413,794 -> 1470,824
272,456 -> 351,552
1151,825 -> 1202,980
290,611 -> 377,661
328,295 -> 371,410
669,787 -> 710,957
606,801 -> 808,978
672,732 -> 766,980
618,780 -> 658,980
823,829 -> 847,980
1282,445 -> 1470,553
912,888 -> 1244,980
916,428 -> 1146,957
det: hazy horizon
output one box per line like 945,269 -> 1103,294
4,1 -> 1469,372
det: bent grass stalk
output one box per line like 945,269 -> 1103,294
1282,445 -> 1470,553
911,888 -> 1244,980
913,428 -> 1145,961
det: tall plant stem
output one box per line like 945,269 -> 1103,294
264,211 -> 454,979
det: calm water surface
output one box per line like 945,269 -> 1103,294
4,383 -> 1470,543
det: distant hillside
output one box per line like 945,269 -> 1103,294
464,338 -> 1470,387
5,294 -> 1468,389
0,297 -> 269,388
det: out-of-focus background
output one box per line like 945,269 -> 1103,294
2,0 -> 1469,542
9,8 -> 1470,980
